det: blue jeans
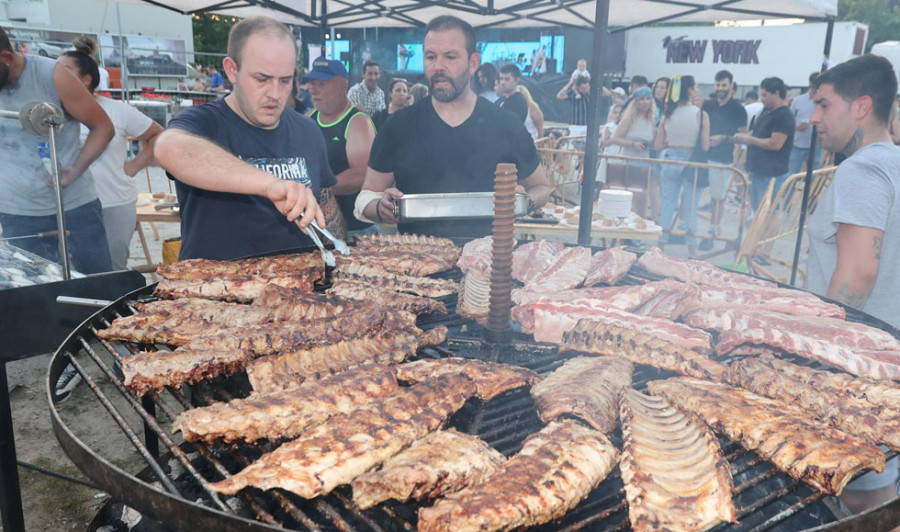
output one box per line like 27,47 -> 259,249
658,148 -> 699,246
788,145 -> 823,176
749,173 -> 789,212
0,199 -> 112,274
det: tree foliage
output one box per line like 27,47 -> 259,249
191,13 -> 239,68
838,0 -> 900,51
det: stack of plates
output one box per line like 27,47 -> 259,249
598,190 -> 633,218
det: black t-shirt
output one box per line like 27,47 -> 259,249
702,98 -> 747,163
166,99 -> 337,260
497,91 -> 528,123
369,96 -> 541,237
747,105 -> 794,177
566,90 -> 590,126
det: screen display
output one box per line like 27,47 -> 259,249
396,43 -> 423,73
477,37 -> 564,76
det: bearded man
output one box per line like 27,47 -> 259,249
354,15 -> 549,238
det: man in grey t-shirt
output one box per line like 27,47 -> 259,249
806,53 -> 900,516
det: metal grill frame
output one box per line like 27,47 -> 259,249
48,263 -> 900,532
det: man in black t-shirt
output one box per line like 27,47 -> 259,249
701,70 -> 746,239
155,16 -> 332,260
355,15 -> 550,238
733,76 -> 794,212
495,63 -> 528,123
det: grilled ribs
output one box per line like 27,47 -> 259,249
560,319 -> 726,380
157,253 -> 324,280
637,247 -> 775,289
332,262 -> 459,298
335,249 -> 456,276
418,420 -> 619,532
648,377 -> 886,495
210,374 -> 476,498
154,271 -> 320,303
725,355 -> 900,451
395,358 -> 540,401
252,285 -> 372,321
173,366 -> 399,444
353,233 -> 458,250
326,280 -> 447,315
351,429 -> 505,509
246,326 -> 448,394
583,246 -> 637,287
620,389 -> 736,531
530,356 -> 633,433
122,348 -> 252,395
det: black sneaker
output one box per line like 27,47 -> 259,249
699,237 -> 715,251
54,364 -> 82,403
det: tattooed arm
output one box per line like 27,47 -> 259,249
826,224 -> 884,309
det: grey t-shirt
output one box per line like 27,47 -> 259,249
807,142 -> 900,329
790,92 -> 815,149
0,55 -> 96,216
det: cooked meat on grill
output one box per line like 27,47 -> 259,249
335,249 -> 455,277
691,285 -> 845,318
418,420 -> 619,532
99,299 -> 274,346
252,285 -> 373,321
724,355 -> 900,451
456,236 -> 494,275
247,326 -> 448,394
395,358 -> 540,401
210,374 -> 477,499
157,253 -> 324,280
327,280 -> 447,315
637,247 -> 775,290
512,240 -> 566,284
185,307 -> 415,356
685,307 -> 900,352
647,377 -> 886,495
716,328 -> 900,381
354,233 -> 458,250
351,429 -> 505,509
620,389 -> 737,531
122,348 -> 252,395
583,246 -> 637,287
530,356 -> 633,433
560,319 -> 726,380
515,301 -> 712,349
332,263 -> 459,298
154,270 -> 321,303
513,246 -> 591,300
173,366 -> 399,444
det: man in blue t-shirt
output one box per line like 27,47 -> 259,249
207,65 -> 226,93
155,16 -> 334,260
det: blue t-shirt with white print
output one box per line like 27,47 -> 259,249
166,100 -> 336,260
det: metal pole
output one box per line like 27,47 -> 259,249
116,4 -> 129,102
577,0 -> 611,246
47,125 -> 71,280
0,363 -> 25,532
790,16 -> 833,286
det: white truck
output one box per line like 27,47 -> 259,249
871,41 -> 900,85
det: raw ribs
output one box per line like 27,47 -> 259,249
154,272 -> 320,303
98,299 -> 274,346
691,285 -> 845,318
725,355 -> 900,451
583,246 -> 637,286
122,348 -> 252,395
512,245 -> 591,301
418,420 -> 619,532
332,262 -> 459,298
395,358 -> 540,401
455,236 -> 494,275
173,366 -> 399,444
648,377 -> 885,495
246,326 -> 448,393
511,240 -> 565,284
351,429 -> 505,509
620,389 -> 736,532
530,356 -> 633,433
326,280 -> 447,315
210,374 -> 476,498
157,253 -> 324,280
637,247 -> 775,289
716,328 -> 900,381
560,319 -> 726,380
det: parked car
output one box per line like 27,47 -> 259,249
29,41 -> 66,59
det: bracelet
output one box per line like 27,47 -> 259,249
375,202 -> 384,223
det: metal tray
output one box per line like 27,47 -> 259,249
393,192 -> 532,221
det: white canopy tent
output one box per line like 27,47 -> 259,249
126,0 -> 838,281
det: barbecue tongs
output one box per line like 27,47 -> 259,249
305,218 -> 349,267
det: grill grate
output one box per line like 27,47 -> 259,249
49,265 -> 897,532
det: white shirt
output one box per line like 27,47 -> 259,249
98,67 -> 110,90
744,101 -> 764,130
80,96 -> 155,207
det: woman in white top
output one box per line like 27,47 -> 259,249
654,75 -> 709,257
609,86 -> 656,216
59,37 -> 163,270
517,86 -> 544,141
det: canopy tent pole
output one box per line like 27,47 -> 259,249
576,0 -> 611,246
116,3 -> 129,102
790,15 -> 834,286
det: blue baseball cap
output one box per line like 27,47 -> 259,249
634,86 -> 653,99
304,57 -> 348,80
